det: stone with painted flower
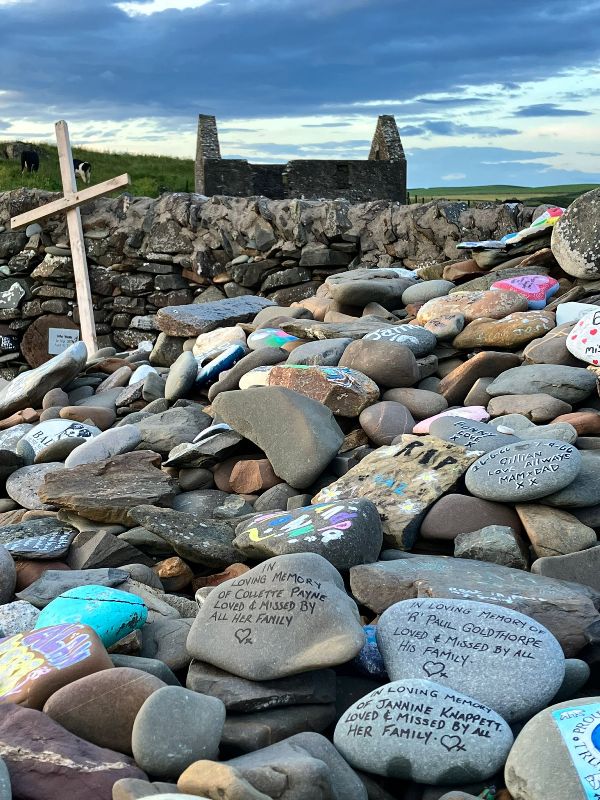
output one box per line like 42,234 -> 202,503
233,499 -> 383,569
312,435 -> 478,550
0,623 -> 113,709
491,274 -> 559,309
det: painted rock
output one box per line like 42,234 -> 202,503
266,364 -> 380,417
247,328 -> 299,350
34,585 -> 148,648
413,406 -> 489,435
313,435 -> 479,550
186,553 -> 365,680
0,623 -> 112,709
233,500 -> 383,569
362,324 -> 437,357
566,308 -> 600,365
16,420 -> 101,463
4,529 -> 77,560
195,345 -> 246,387
491,274 -> 559,309
505,696 -> 600,800
465,440 -> 581,503
428,417 -> 518,453
377,598 -> 565,722
334,678 -> 513,783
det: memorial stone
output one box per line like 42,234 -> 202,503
428,417 -> 518,453
4,529 -> 76,560
465,440 -> 581,502
363,324 -> 437,357
377,598 -> 565,721
334,678 -> 513,783
186,553 -> 365,680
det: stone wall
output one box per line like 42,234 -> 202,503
0,189 -> 537,369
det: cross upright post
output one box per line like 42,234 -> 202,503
10,120 -> 131,358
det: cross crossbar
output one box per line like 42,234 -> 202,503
7,120 -> 132,357
10,173 -> 130,230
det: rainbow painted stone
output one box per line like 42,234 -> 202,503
233,499 -> 383,569
566,308 -> 600,366
491,274 -> 559,310
247,328 -> 299,350
0,623 -> 112,709
34,585 -> 147,648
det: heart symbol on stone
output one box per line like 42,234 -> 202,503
571,335 -> 578,340
591,329 -> 598,336
234,628 -> 252,644
441,735 -> 464,752
594,360 -> 599,365
582,339 -> 588,344
423,660 -> 446,677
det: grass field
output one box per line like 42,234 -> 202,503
408,183 -> 599,207
0,142 -> 195,197
1,142 -> 597,205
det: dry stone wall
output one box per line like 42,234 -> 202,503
0,189 -> 537,370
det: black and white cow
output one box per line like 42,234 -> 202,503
20,150 -> 40,173
73,159 -> 91,183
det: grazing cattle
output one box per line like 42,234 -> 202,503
73,159 -> 91,183
20,150 -> 39,173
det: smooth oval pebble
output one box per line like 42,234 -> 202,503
465,439 -> 581,502
566,308 -> 600,365
64,424 -> 142,468
377,598 -> 565,722
334,678 -> 513,783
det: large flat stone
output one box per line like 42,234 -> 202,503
157,297 -> 273,337
38,451 -> 177,524
350,555 -> 600,656
312,435 -> 478,549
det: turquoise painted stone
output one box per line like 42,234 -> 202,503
34,585 -> 147,648
247,328 -> 299,350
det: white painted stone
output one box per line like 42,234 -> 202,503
566,308 -> 600,365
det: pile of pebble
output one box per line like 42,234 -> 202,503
0,189 -> 599,799
0,189 -> 538,362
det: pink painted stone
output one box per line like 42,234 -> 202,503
412,406 -> 490,434
490,274 -> 559,310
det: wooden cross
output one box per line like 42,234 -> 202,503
10,120 -> 131,356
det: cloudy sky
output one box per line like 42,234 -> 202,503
1,0 -> 599,186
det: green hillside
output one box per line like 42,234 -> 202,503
408,183 -> 599,207
1,142 -> 597,205
0,142 -> 194,197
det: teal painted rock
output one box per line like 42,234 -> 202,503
34,585 -> 147,648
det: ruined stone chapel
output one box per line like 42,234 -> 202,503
195,114 -> 407,203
